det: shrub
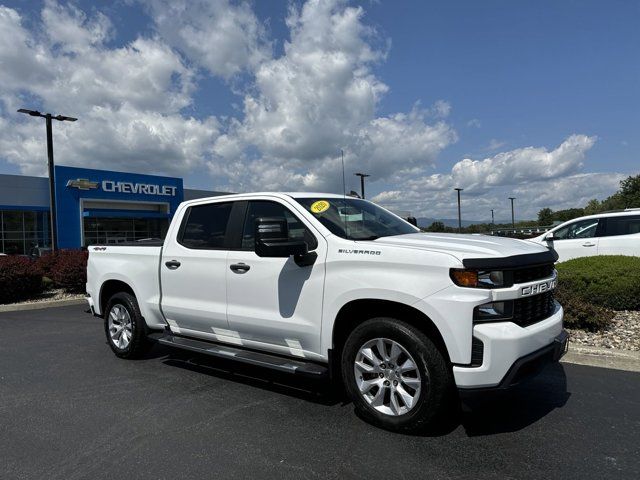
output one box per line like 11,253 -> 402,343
554,287 -> 615,331
40,250 -> 88,293
36,252 -> 59,279
0,256 -> 44,304
556,255 -> 640,311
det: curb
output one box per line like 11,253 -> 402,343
562,343 -> 640,373
0,298 -> 86,313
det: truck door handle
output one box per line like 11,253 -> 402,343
165,260 -> 181,269
582,242 -> 596,247
230,263 -> 250,273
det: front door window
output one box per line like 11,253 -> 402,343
553,218 -> 599,240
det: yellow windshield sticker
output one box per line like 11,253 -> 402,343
310,200 -> 330,214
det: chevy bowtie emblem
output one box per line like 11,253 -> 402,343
66,178 -> 99,190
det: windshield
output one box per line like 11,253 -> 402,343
294,197 -> 419,240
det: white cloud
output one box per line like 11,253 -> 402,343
0,0 -> 455,190
0,0 -> 624,221
372,135 -> 617,220
451,134 -> 596,190
141,0 -> 271,79
513,173 -> 625,213
486,138 -> 506,151
0,2 -> 219,176
210,0 -> 456,191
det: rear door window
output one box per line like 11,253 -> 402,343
601,215 -> 640,237
178,202 -> 233,249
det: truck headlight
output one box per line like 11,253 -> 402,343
450,269 -> 505,288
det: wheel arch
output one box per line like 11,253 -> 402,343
99,279 -> 135,315
331,299 -> 452,371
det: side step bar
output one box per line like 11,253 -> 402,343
149,332 -> 328,378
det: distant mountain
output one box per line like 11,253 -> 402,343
416,218 -> 487,228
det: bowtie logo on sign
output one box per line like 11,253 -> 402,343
66,178 -> 99,190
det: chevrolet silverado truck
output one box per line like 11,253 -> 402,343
86,193 -> 567,432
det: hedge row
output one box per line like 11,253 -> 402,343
555,255 -> 640,331
39,250 -> 88,293
0,250 -> 88,304
0,256 -> 44,304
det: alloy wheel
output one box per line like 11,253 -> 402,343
108,304 -> 133,350
353,337 -> 424,416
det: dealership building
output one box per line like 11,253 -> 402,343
0,165 -> 226,255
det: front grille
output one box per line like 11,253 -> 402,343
511,263 -> 555,284
512,291 -> 556,327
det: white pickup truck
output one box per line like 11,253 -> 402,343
86,192 -> 567,432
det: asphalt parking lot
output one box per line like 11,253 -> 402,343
1,305 -> 639,480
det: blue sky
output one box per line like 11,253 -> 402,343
0,0 -> 637,220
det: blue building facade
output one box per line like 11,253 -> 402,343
0,166 -> 225,254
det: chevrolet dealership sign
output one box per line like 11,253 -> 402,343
102,180 -> 177,196
55,165 -> 184,249
67,178 -> 177,196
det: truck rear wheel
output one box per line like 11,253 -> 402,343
104,292 -> 150,359
340,317 -> 455,433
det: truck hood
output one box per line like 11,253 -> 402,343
370,233 -> 549,263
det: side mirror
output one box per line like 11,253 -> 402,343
544,232 -> 554,241
255,217 -> 308,258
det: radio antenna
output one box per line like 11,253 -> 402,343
341,149 -> 346,197
341,149 -> 349,237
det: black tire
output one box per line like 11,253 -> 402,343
104,292 -> 150,359
340,317 -> 455,433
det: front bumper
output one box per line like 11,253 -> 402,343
458,330 -> 568,396
86,295 -> 96,316
454,302 -> 565,389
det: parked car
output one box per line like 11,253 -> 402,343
529,209 -> 640,262
86,193 -> 566,432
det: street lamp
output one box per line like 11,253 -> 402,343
508,197 -> 516,230
354,172 -> 370,199
491,209 -> 495,225
17,109 -> 77,252
454,188 -> 463,232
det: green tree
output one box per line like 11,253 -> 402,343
619,175 -> 640,208
426,221 -> 446,232
583,199 -> 602,216
537,207 -> 554,225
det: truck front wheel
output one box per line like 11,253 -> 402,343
104,292 -> 150,359
340,317 -> 455,433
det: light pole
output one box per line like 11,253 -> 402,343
454,188 -> 463,232
18,109 -> 77,252
508,197 -> 516,230
491,209 -> 495,225
354,172 -> 370,199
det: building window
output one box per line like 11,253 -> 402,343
82,217 -> 169,246
0,210 -> 50,255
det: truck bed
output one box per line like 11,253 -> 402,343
86,244 -> 166,329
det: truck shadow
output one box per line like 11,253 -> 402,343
158,346 -> 570,437
458,362 -> 571,437
161,350 -> 341,407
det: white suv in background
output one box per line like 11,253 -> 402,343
530,209 -> 640,262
